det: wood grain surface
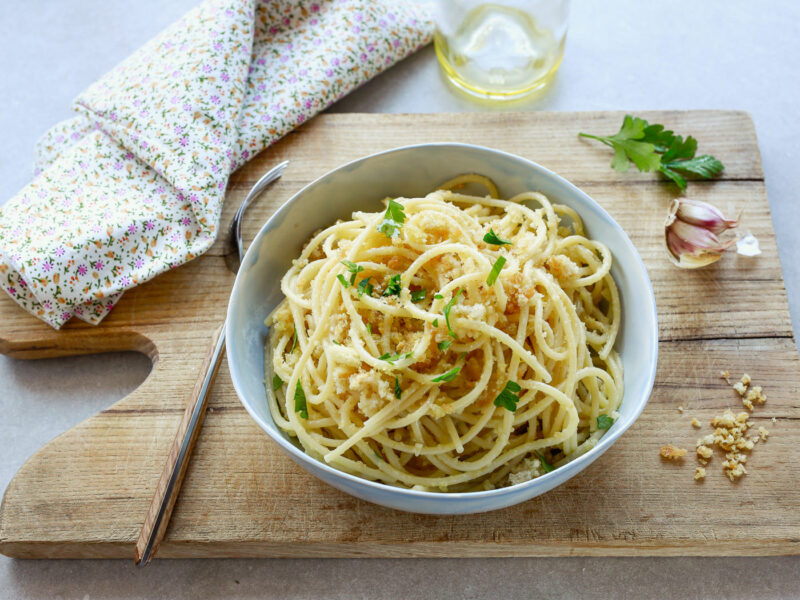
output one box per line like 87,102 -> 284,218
1,111 -> 799,559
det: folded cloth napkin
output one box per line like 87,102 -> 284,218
0,0 -> 432,328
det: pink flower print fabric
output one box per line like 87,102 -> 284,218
0,0 -> 432,328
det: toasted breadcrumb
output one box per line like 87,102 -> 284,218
758,426 -> 769,441
678,405 -> 684,413
691,417 -> 701,428
720,370 -> 730,383
660,444 -> 687,461
696,445 -> 713,460
694,467 -> 706,480
772,416 -> 777,423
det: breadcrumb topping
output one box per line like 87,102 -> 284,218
694,466 -> 706,481
691,417 -> 701,428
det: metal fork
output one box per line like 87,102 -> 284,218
134,160 -> 289,566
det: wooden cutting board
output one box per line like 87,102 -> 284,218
2,111 -> 799,559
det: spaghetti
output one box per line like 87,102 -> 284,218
265,175 -> 622,492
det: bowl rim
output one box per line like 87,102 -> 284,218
226,142 -> 659,500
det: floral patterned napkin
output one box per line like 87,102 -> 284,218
0,0 -> 432,328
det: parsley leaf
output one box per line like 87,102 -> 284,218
431,365 -> 461,383
377,199 -> 406,238
535,450 -> 554,473
373,450 -> 384,462
437,340 -> 452,351
434,293 -> 444,300
493,381 -> 522,411
294,381 -> 308,419
367,323 -> 372,335
341,260 -> 363,286
432,318 -> 439,327
357,276 -> 374,297
336,274 -> 350,289
394,376 -> 402,399
383,274 -> 402,297
443,289 -> 462,339
483,229 -> 512,246
579,115 -> 725,190
597,414 -> 614,430
379,351 -> 412,365
291,326 -> 298,353
410,289 -> 427,303
486,256 -> 506,286
272,374 -> 283,392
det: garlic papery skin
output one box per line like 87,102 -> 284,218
665,199 -> 739,269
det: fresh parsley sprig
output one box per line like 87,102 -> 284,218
431,365 -> 461,383
443,289 -> 462,339
340,260 -> 363,287
383,274 -> 402,297
410,289 -> 427,303
377,199 -> 406,238
597,414 -> 614,430
535,450 -> 554,473
578,115 -> 724,190
487,256 -> 506,286
272,374 -> 283,392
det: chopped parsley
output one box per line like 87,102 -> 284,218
487,256 -> 506,286
432,318 -> 439,327
379,351 -> 412,365
483,229 -> 512,246
443,288 -> 462,339
294,381 -> 308,419
373,450 -> 384,462
336,274 -> 350,288
434,293 -> 444,300
340,260 -> 363,286
366,323 -> 372,335
535,450 -> 554,473
272,374 -> 283,392
437,340 -> 452,351
383,274 -> 402,297
291,325 -> 298,353
357,276 -> 374,297
376,198 -> 406,238
410,289 -> 427,303
493,381 -> 522,411
597,414 -> 614,430
394,376 -> 402,399
431,365 -> 461,383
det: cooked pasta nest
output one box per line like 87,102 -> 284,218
265,174 -> 622,492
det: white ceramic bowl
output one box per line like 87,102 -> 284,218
226,144 -> 658,515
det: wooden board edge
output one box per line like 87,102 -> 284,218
3,539 -> 799,560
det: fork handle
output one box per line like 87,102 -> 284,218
134,323 -> 226,566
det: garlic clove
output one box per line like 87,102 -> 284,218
672,198 -> 738,235
664,198 -> 739,269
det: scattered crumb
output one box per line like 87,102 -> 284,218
696,445 -> 713,460
660,444 -> 687,461
678,405 -> 684,413
691,417 -> 701,428
741,374 -> 751,386
758,426 -> 769,441
745,385 -> 766,407
719,370 -> 730,383
772,416 -> 777,423
732,373 -> 751,397
694,467 -> 706,481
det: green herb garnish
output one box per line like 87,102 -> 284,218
357,276 -> 374,297
377,199 -> 406,238
373,450 -> 384,462
443,289 -> 462,339
379,351 -> 412,365
597,414 -> 614,430
291,325 -> 298,353
434,293 -> 444,300
272,374 -> 283,392
294,381 -> 308,419
394,376 -> 402,400
431,365 -> 461,383
410,289 -> 427,303
367,323 -> 372,335
483,229 -> 512,246
437,340 -> 452,352
432,318 -> 439,327
383,274 -> 402,297
578,115 -> 724,191
493,381 -> 522,411
336,274 -> 350,288
340,260 -> 363,286
535,450 -> 554,473
486,256 -> 506,286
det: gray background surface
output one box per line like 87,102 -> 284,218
1,1 -> 799,598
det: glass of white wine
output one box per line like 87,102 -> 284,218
433,0 -> 570,101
